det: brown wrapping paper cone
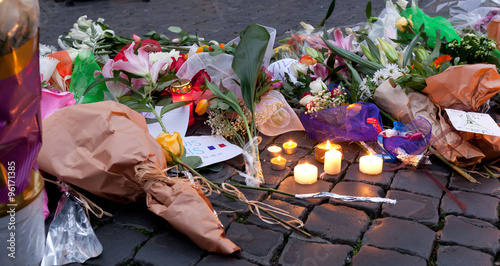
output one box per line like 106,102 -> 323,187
423,64 -> 500,111
374,79 -> 485,166
37,101 -> 240,254
147,181 -> 240,254
488,19 -> 500,50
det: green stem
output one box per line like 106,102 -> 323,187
482,164 -> 496,178
379,108 -> 396,122
148,103 -> 168,133
429,147 -> 478,183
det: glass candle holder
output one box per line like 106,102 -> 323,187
171,79 -> 194,126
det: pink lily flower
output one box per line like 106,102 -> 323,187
330,28 -> 357,52
41,89 -> 76,120
113,42 -> 168,83
95,60 -> 131,98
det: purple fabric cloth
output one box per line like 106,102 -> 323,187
300,103 -> 382,142
0,54 -> 42,203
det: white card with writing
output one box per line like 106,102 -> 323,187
145,105 -> 189,138
267,58 -> 298,83
183,135 -> 242,168
445,109 -> 500,136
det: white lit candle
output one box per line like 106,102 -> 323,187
314,140 -> 341,163
359,153 -> 383,175
267,145 -> 282,157
324,149 -> 342,175
283,140 -> 297,155
271,156 -> 287,170
294,163 -> 318,184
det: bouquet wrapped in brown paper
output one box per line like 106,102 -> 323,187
37,101 -> 240,254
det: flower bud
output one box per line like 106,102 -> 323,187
360,45 -> 379,63
309,79 -> 327,94
195,99 -> 209,116
156,132 -> 185,164
377,38 -> 398,63
413,48 -> 429,62
299,54 -> 317,66
396,16 -> 413,32
290,62 -> 308,78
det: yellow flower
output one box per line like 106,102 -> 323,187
156,132 -> 185,163
195,99 -> 209,116
396,16 -> 413,32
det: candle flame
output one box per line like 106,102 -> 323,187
278,156 -> 282,161
288,140 -> 293,146
326,140 -> 331,149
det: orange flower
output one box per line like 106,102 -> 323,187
219,43 -> 225,49
196,45 -> 213,53
432,55 -> 452,68
299,54 -> 317,66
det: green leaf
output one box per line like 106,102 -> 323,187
317,0 -> 336,28
202,163 -> 224,172
366,1 -> 372,21
360,35 -> 380,62
157,73 -> 178,84
145,118 -> 158,124
205,80 -> 246,120
232,24 -> 270,115
345,63 -> 362,83
156,97 -> 172,106
423,30 -> 441,66
168,26 -> 182,33
403,30 -> 423,67
182,156 -> 203,169
160,101 -> 191,116
322,37 -> 384,71
127,103 -> 151,112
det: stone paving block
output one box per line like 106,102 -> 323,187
273,176 -> 333,208
441,190 -> 499,224
436,245 -> 494,266
197,254 -> 258,266
258,134 -> 277,151
261,161 -> 292,189
246,199 -> 307,235
343,164 -> 394,189
198,163 -> 237,183
352,245 -> 427,266
438,215 -> 500,256
274,131 -> 316,149
426,156 -> 452,177
449,172 -> 500,199
362,217 -> 436,259
225,223 -> 284,266
214,207 -> 236,229
320,161 -> 349,183
114,202 -> 168,233
134,230 -> 203,266
86,223 -> 148,265
226,155 -> 245,170
382,190 -> 440,228
338,142 -> 360,164
329,182 -> 385,217
305,205 -> 370,245
390,169 -> 448,198
278,236 -> 352,266
208,186 -> 268,213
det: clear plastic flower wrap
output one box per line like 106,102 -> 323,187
41,193 -> 103,266
299,103 -> 382,142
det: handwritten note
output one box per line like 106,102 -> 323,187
445,109 -> 500,136
183,135 -> 242,168
267,58 -> 298,83
145,105 -> 189,138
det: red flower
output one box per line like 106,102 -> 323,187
114,40 -> 162,62
169,54 -> 187,73
191,69 -> 211,91
330,88 -> 342,97
301,92 -> 313,98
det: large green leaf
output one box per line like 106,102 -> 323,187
317,0 -> 336,28
322,37 -> 384,71
232,25 -> 270,116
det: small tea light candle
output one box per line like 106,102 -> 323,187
294,163 -> 318,185
359,153 -> 383,175
267,145 -> 282,157
271,156 -> 287,170
314,140 -> 341,163
282,140 -> 297,155
324,149 -> 342,175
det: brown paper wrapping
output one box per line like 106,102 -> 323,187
37,101 -> 240,254
374,79 -> 485,166
487,19 -> 500,50
38,101 -> 165,203
147,181 -> 240,254
423,64 -> 500,111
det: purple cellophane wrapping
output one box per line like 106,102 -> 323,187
300,103 -> 382,142
383,117 -> 432,157
0,55 -> 42,203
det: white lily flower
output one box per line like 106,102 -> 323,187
299,95 -> 314,106
290,62 -> 308,78
300,21 -> 315,34
76,15 -> 92,28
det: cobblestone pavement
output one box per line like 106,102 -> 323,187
39,0 -> 499,265
44,117 -> 500,266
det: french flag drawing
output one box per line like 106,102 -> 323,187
207,143 -> 226,150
